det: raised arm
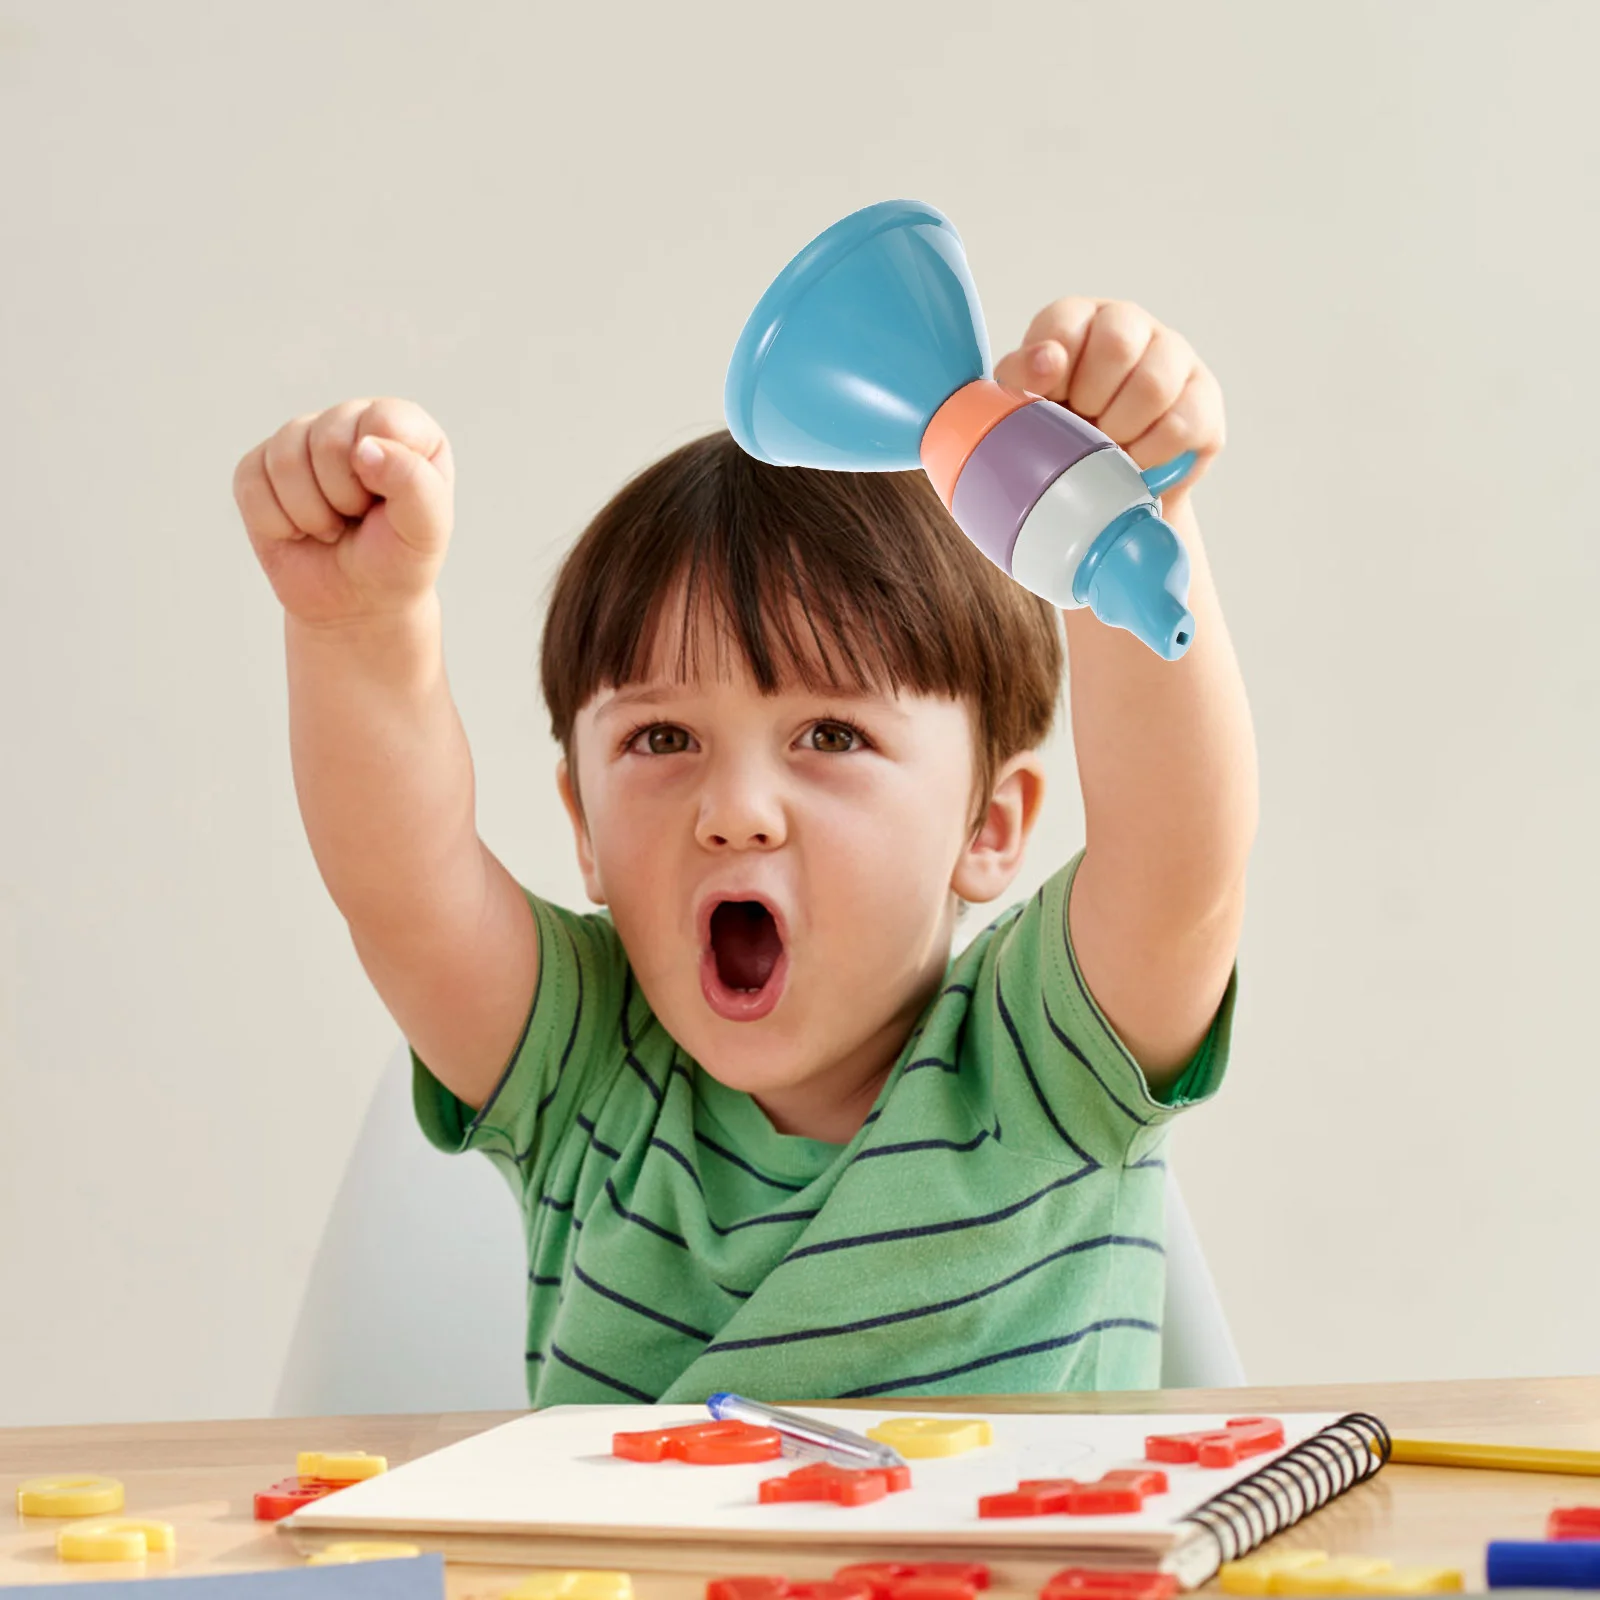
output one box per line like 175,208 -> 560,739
234,398 -> 537,1108
995,301 -> 1257,1087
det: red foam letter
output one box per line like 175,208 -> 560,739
980,1469 -> 1169,1519
1042,1571 -> 1180,1600
613,1420 -> 782,1465
708,1582 -> 873,1600
758,1462 -> 911,1508
1145,1416 -> 1285,1468
833,1563 -> 990,1600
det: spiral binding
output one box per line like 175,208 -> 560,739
1181,1413 -> 1392,1568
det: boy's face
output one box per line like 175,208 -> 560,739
557,607 -> 1043,1140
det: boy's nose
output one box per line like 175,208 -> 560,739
695,763 -> 788,851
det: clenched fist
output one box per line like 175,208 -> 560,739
234,398 -> 455,628
993,298 -> 1225,502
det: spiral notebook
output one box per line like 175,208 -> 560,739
280,1406 -> 1388,1588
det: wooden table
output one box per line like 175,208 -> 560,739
4,1378 -> 1598,1594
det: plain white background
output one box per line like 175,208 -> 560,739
2,0 -> 1597,1425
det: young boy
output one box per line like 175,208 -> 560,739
234,295 -> 1255,1403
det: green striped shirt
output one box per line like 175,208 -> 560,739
414,851 -> 1232,1403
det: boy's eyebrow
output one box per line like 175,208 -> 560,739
594,682 -> 911,720
594,684 -> 686,719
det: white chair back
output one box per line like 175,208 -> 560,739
274,1042 -> 527,1416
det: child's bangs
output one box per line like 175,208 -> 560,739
618,526 -> 952,706
556,435 -> 981,716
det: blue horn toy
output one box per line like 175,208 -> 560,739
724,200 -> 1198,660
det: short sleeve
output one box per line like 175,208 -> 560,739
412,888 -> 631,1195
957,851 -> 1234,1168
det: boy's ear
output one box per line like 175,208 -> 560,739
950,751 -> 1047,905
555,757 -> 606,906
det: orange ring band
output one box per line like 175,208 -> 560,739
920,380 -> 1036,507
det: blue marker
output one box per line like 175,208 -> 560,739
705,1392 -> 906,1469
1487,1540 -> 1600,1588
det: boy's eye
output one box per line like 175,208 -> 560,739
808,720 -> 863,754
630,724 -> 690,755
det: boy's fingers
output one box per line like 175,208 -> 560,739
994,339 -> 1070,399
997,300 -> 1223,490
1020,296 -> 1102,371
262,415 -> 345,543
1096,327 -> 1197,448
995,297 -> 1104,403
1066,301 -> 1157,421
353,398 -> 454,484
307,399 -> 377,520
1125,365 -> 1225,472
350,434 -> 451,552
345,399 -> 454,553
233,445 -> 299,546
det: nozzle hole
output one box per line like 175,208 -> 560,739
1175,632 -> 1190,647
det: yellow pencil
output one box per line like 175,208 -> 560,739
1388,1438 -> 1600,1476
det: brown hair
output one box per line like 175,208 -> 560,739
540,431 -> 1063,835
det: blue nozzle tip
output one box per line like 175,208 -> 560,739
1073,507 -> 1195,660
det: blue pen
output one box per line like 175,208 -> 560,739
706,1392 -> 906,1470
1487,1540 -> 1600,1589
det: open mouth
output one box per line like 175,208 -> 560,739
701,899 -> 788,1022
711,901 -> 782,991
